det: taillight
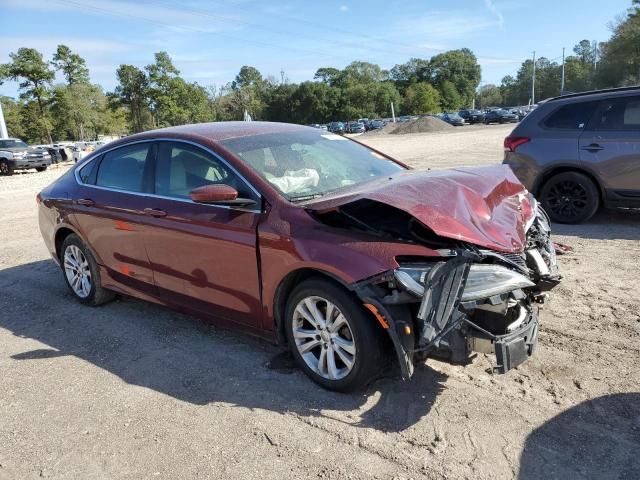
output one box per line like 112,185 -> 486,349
36,193 -> 42,204
504,136 -> 530,152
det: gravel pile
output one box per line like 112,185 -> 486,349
363,116 -> 453,136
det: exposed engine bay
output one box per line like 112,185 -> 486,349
311,196 -> 561,378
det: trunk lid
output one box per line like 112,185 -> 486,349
303,165 -> 534,253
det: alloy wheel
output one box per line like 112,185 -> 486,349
63,245 -> 92,298
292,296 -> 356,381
544,180 -> 588,220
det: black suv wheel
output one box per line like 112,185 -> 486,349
540,171 -> 599,224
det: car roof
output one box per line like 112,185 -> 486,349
121,121 -> 314,144
546,85 -> 640,103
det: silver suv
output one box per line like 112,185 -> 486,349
503,86 -> 640,223
0,138 -> 52,175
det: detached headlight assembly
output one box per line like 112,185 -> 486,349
394,264 -> 534,301
462,264 -> 534,301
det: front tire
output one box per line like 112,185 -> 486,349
61,234 -> 115,306
284,278 -> 384,392
539,171 -> 600,224
36,166 -> 48,172
0,159 -> 14,176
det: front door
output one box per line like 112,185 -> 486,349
580,95 -> 640,199
142,141 -> 263,327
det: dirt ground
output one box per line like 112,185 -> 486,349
1,124 -> 638,479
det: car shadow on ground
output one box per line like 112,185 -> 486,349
518,393 -> 640,479
551,208 -> 640,241
0,259 -> 445,433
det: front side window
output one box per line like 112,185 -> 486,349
154,142 -> 251,199
544,101 -> 599,129
220,130 -> 404,200
590,96 -> 640,131
95,143 -> 151,192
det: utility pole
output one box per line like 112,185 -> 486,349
560,47 -> 565,95
0,98 -> 8,139
390,102 -> 396,123
531,50 -> 536,105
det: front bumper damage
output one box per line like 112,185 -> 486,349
354,207 -> 560,379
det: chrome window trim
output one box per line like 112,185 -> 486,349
73,138 -> 263,214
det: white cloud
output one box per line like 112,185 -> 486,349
0,36 -> 131,57
478,56 -> 519,65
484,0 -> 505,28
0,0 -> 245,34
396,11 -> 499,41
339,5 -> 349,12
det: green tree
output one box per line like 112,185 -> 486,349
3,48 -> 55,142
476,84 -> 502,108
597,2 -> 640,86
438,80 -> 462,111
313,67 -> 341,86
389,58 -> 430,93
403,82 -> 440,114
51,45 -> 90,84
232,66 -> 264,90
427,49 -> 481,106
292,81 -> 340,123
336,61 -> 388,87
114,64 -> 151,133
0,96 -> 26,139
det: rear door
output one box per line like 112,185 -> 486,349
142,140 -> 264,327
579,95 -> 640,201
73,142 -> 156,295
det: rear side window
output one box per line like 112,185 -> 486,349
543,101 -> 598,129
78,157 -> 99,184
96,143 -> 151,192
590,96 -> 640,131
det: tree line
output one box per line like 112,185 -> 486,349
1,1 -> 638,144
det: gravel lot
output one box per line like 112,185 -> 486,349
1,124 -> 639,479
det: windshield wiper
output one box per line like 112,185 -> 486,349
289,193 -> 325,202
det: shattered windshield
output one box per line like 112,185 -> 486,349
220,130 -> 405,201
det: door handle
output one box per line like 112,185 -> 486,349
77,198 -> 95,206
581,143 -> 604,152
143,208 -> 168,218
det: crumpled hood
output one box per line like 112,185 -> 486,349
303,165 -> 535,253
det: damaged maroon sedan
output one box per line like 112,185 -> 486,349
38,122 -> 560,391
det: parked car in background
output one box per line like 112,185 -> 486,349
368,119 -> 386,130
346,121 -> 365,134
505,107 -> 527,121
441,112 -> 466,126
0,138 -> 52,175
503,86 -> 640,224
73,142 -> 100,163
38,121 -> 560,391
459,109 -> 486,124
484,109 -> 519,124
397,116 -> 412,123
327,121 -> 345,134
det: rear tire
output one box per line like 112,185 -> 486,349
36,166 -> 48,172
284,278 -> 385,392
540,172 -> 599,224
61,234 -> 115,306
0,159 -> 14,176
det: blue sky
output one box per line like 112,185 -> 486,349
0,0 -> 633,97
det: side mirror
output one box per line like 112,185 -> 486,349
189,184 -> 257,208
